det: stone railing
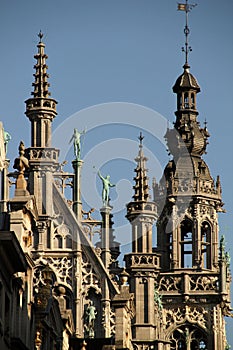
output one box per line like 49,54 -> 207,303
27,148 -> 59,163
125,253 -> 160,269
26,97 -> 57,111
158,272 -> 220,295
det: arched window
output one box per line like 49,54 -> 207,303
201,221 -> 211,269
54,234 -> 62,249
170,325 -> 207,350
66,235 -> 72,249
180,220 -> 193,268
184,92 -> 189,108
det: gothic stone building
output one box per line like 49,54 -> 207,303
0,29 -> 232,350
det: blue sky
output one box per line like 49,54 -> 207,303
1,0 -> 233,344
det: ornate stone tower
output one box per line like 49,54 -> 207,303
152,3 -> 232,349
25,31 -> 59,216
125,133 -> 160,348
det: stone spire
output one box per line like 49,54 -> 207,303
32,31 -> 51,99
126,133 -> 157,253
124,134 -> 159,347
25,31 -> 57,148
25,32 -> 59,216
133,132 -> 149,202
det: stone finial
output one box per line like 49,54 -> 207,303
119,268 -> 129,286
13,141 -> 29,195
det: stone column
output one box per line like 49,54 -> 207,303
112,272 -> 134,350
100,205 -> 113,269
0,160 -> 10,213
72,159 -> 83,221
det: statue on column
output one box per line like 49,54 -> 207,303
4,130 -> 11,156
97,170 -> 115,206
69,128 -> 86,160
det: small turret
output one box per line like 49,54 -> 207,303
126,133 -> 157,253
25,32 -> 59,216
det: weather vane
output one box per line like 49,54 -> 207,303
177,0 -> 197,65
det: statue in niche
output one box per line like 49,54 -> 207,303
97,169 -> 115,206
85,301 -> 97,338
154,287 -> 163,311
69,128 -> 86,160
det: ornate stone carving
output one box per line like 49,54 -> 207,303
81,253 -> 101,297
189,275 -> 219,292
158,275 -> 182,292
133,344 -> 151,350
132,254 -> 159,266
46,256 -> 73,287
28,148 -> 59,162
82,222 -> 102,243
165,305 -> 208,330
109,306 -> 116,336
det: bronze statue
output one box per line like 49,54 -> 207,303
97,170 -> 115,206
69,128 -> 86,160
85,301 -> 97,338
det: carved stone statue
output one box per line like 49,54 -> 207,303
97,170 -> 115,206
85,301 -> 97,338
69,128 -> 86,160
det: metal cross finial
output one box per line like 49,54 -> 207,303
138,132 -> 144,146
177,0 -> 197,66
38,30 -> 43,42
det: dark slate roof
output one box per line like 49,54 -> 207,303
173,64 -> 200,92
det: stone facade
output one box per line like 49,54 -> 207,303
0,28 -> 232,350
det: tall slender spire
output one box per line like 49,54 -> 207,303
25,33 -> 59,216
32,31 -> 51,98
178,0 -> 197,67
133,132 -> 149,202
25,32 -> 57,148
